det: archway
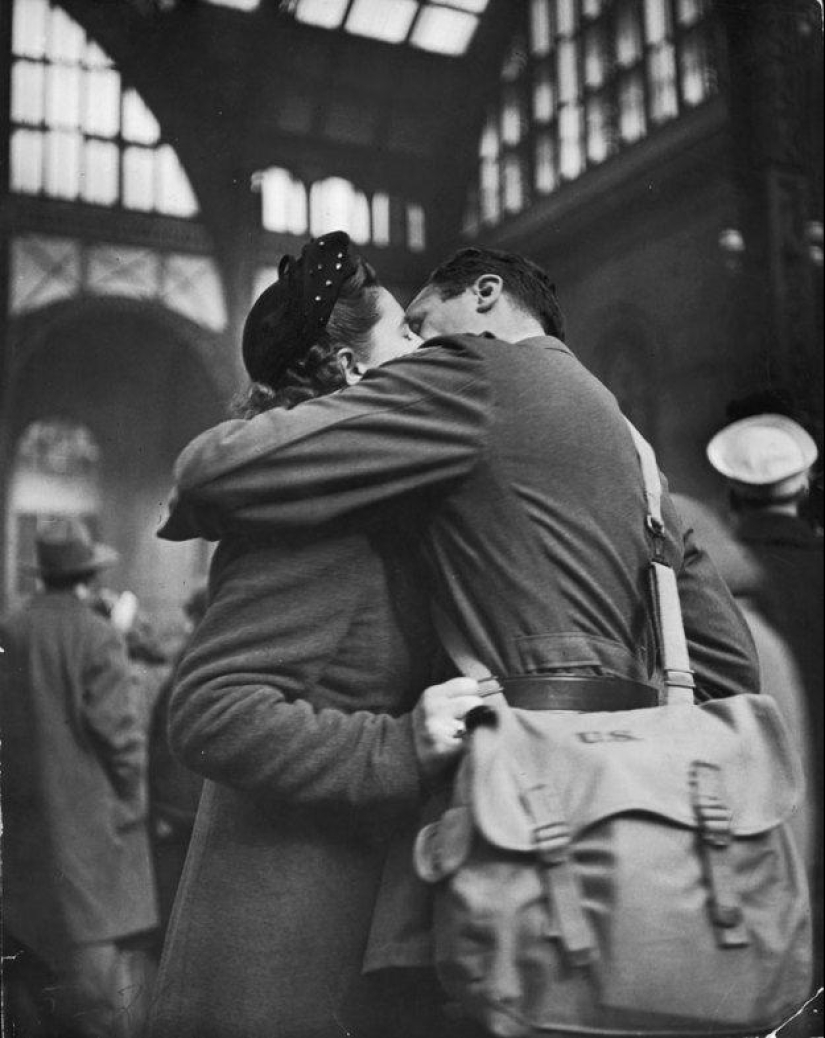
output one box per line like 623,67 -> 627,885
5,297 -> 230,627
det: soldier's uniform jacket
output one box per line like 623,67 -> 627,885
0,591 -> 157,970
166,333 -> 758,700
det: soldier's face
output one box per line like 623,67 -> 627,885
405,284 -> 483,340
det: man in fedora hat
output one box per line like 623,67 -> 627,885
1,516 -> 158,1038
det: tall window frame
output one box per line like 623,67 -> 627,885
9,0 -> 199,218
467,0 -> 718,231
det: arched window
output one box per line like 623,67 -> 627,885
10,0 -> 198,217
7,418 -> 102,601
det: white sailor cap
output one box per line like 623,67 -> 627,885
706,414 -> 818,498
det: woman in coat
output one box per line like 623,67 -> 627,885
148,232 -> 480,1038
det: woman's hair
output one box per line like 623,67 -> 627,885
233,256 -> 381,417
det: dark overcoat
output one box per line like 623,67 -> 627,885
147,526 -> 438,1038
0,591 -> 157,970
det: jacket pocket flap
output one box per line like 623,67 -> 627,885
466,693 -> 803,853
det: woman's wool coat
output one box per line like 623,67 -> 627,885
148,523 -> 437,1038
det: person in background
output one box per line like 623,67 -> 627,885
92,587 -> 172,733
147,584 -> 208,939
0,517 -> 158,1038
706,412 -> 823,982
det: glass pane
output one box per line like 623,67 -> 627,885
157,144 -> 198,217
479,110 -> 499,159
123,146 -> 156,211
372,192 -> 391,245
559,104 -> 583,179
533,64 -> 555,122
480,158 -> 500,224
122,89 -> 160,145
648,43 -> 678,123
407,203 -> 426,252
46,63 -> 81,129
350,191 -> 371,244
529,0 -> 553,57
619,72 -> 646,141
11,129 -> 44,193
203,0 -> 260,9
677,0 -> 709,25
12,60 -> 45,125
13,0 -> 48,58
310,177 -> 355,237
82,139 -> 118,205
346,0 -> 418,44
680,29 -> 714,106
616,3 -> 643,67
411,7 -> 478,55
434,0 -> 488,12
48,6 -> 85,64
261,167 -> 291,231
557,0 -> 577,37
558,39 -> 578,104
501,86 -> 523,146
293,0 -> 349,28
643,0 -> 672,44
586,94 -> 613,163
287,177 -> 308,235
584,26 -> 608,88
534,131 -> 557,194
84,38 -> 113,68
502,154 -> 525,214
83,68 -> 120,138
45,129 -> 81,198
10,235 -> 81,315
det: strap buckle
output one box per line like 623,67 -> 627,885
533,819 -> 571,865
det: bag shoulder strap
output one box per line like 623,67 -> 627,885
624,422 -> 695,706
430,422 -> 696,707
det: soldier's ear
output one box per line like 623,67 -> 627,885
473,275 -> 503,313
336,347 -> 364,386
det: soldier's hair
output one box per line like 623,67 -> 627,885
424,246 -> 565,340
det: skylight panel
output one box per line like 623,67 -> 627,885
433,0 -> 488,13
292,0 -> 348,29
203,0 -> 260,9
411,6 -> 478,55
345,0 -> 419,43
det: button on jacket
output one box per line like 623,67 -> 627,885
164,334 -> 758,699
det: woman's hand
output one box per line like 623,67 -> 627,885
412,677 -> 482,780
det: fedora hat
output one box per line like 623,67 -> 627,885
27,516 -> 119,578
707,414 -> 818,499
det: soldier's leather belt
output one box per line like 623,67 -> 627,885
496,674 -> 660,712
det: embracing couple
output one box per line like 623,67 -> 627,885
148,233 -> 758,1038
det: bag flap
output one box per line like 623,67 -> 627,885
467,693 -> 803,853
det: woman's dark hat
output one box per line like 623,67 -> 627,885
242,230 -> 358,387
26,516 -> 119,577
